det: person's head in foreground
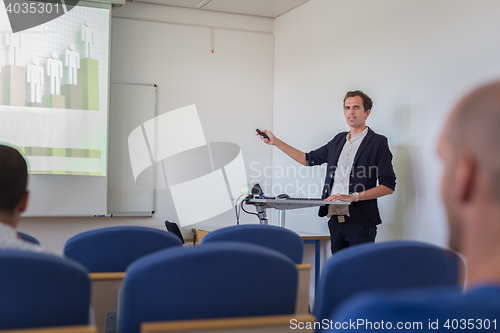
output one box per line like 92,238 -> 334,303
439,81 -> 500,286
0,144 -> 29,227
328,81 -> 500,331
0,145 -> 41,252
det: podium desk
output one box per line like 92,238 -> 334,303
245,197 -> 349,227
191,225 -> 330,294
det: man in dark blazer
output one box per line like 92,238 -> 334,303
258,90 -> 396,253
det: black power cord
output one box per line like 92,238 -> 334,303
234,194 -> 259,224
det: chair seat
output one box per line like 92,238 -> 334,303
200,224 -> 304,264
0,250 -> 90,330
64,226 -> 183,272
313,240 -> 464,321
120,242 -> 299,333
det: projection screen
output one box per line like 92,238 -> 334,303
0,1 -> 111,216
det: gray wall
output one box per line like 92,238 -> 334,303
272,0 -> 500,246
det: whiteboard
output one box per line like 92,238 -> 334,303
107,83 -> 156,216
24,174 -> 107,216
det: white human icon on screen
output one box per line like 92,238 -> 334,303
81,21 -> 95,58
27,57 -> 44,104
65,44 -> 80,85
47,52 -> 63,95
5,32 -> 22,66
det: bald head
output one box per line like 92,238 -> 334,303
444,81 -> 500,202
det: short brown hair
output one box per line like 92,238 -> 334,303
344,90 -> 373,111
0,145 -> 28,214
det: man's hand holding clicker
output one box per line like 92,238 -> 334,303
257,129 -> 278,145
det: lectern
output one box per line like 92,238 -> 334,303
245,197 -> 350,227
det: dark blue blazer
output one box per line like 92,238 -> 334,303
305,127 -> 396,226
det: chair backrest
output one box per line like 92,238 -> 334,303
329,285 -> 500,332
199,224 -> 304,264
63,226 -> 183,272
17,231 -> 41,245
313,240 -> 463,321
0,250 -> 90,330
164,220 -> 184,244
120,242 -> 298,333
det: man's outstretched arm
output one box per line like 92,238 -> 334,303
257,129 -> 306,166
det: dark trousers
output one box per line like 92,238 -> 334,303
328,215 -> 377,254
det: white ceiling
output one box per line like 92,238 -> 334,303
132,0 -> 310,18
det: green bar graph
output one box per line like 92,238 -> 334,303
42,95 -> 66,109
78,58 -> 100,111
61,84 -> 83,110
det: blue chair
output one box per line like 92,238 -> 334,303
164,220 -> 185,244
200,224 -> 304,264
17,231 -> 41,245
330,286 -> 500,332
0,250 -> 90,330
313,240 -> 463,322
120,242 -> 298,333
63,226 -> 183,272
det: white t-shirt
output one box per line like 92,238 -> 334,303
0,222 -> 44,252
328,127 -> 369,218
